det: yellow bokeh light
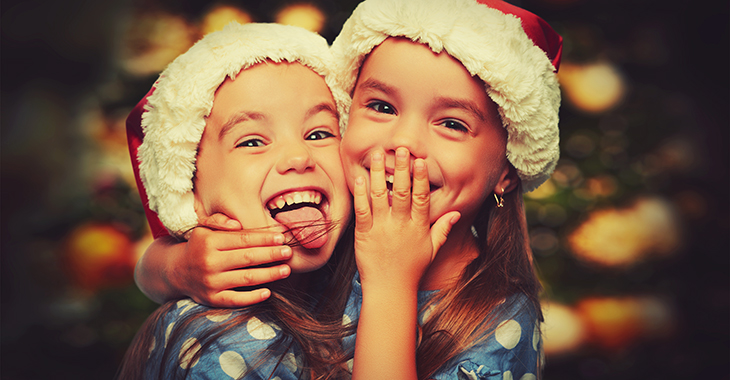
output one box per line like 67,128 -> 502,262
559,62 -> 626,114
584,174 -> 618,198
525,178 -> 557,199
541,301 -> 587,356
120,13 -> 196,76
201,5 -> 253,35
275,3 -> 326,33
568,197 -> 681,267
577,296 -> 674,351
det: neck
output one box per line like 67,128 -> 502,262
419,218 -> 480,291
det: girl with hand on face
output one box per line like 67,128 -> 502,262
332,0 -> 562,378
118,22 -> 354,380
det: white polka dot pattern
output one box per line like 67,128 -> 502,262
179,337 -> 201,369
206,311 -> 232,322
282,352 -> 298,372
532,323 -> 539,351
165,322 -> 175,348
219,351 -> 247,378
343,314 -> 352,326
503,371 -> 513,380
246,317 -> 276,340
176,299 -> 196,315
520,373 -> 536,380
419,304 -> 437,325
148,336 -> 156,358
495,319 -> 522,350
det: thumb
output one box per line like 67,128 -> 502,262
430,211 -> 460,255
200,213 -> 242,231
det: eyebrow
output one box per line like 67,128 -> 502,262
306,102 -> 339,122
356,77 -> 397,96
358,77 -> 488,123
219,112 -> 265,141
218,102 -> 339,141
434,97 -> 488,123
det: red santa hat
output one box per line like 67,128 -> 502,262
331,0 -> 563,192
136,22 -> 350,238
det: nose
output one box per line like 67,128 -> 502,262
276,139 -> 315,174
386,115 -> 427,159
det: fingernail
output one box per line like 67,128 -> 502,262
260,289 -> 271,300
450,213 -> 461,225
280,246 -> 292,257
372,152 -> 383,161
273,234 -> 285,244
396,147 -> 408,158
356,176 -> 365,185
414,159 -> 425,171
279,265 -> 291,277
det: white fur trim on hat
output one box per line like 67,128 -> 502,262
137,22 -> 351,238
330,0 -> 561,192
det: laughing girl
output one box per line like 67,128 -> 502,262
118,22 -> 354,379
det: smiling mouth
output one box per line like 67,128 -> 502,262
267,190 -> 323,219
266,190 -> 329,249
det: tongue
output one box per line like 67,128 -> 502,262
274,206 -> 328,249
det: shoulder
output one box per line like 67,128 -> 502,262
146,299 -> 302,379
430,293 -> 542,380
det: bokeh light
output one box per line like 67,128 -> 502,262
526,178 -> 558,199
119,12 -> 196,76
576,296 -> 674,351
568,197 -> 682,268
63,223 -> 136,291
201,5 -> 253,35
542,301 -> 588,356
275,3 -> 326,33
559,62 -> 627,114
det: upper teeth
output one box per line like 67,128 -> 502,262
386,174 -> 394,184
267,190 -> 322,211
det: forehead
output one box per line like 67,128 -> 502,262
359,37 -> 481,88
213,61 -> 332,109
205,61 -> 337,132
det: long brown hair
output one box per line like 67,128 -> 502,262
117,220 -> 356,380
415,180 -> 543,379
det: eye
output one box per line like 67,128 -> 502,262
366,100 -> 396,115
236,138 -> 265,148
306,130 -> 336,140
440,119 -> 469,133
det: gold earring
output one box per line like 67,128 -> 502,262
494,188 -> 504,208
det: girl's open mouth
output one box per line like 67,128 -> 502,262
266,190 -> 329,249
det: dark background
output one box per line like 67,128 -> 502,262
2,0 -> 728,378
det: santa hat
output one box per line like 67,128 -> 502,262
330,0 -> 562,192
137,22 -> 350,239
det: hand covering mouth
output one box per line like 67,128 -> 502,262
266,190 -> 329,249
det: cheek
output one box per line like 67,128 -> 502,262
340,134 -> 367,178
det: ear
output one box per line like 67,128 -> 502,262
494,164 -> 519,195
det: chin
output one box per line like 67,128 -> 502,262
287,246 -> 332,274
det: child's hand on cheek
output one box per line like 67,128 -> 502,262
172,213 -> 293,308
353,148 -> 460,292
